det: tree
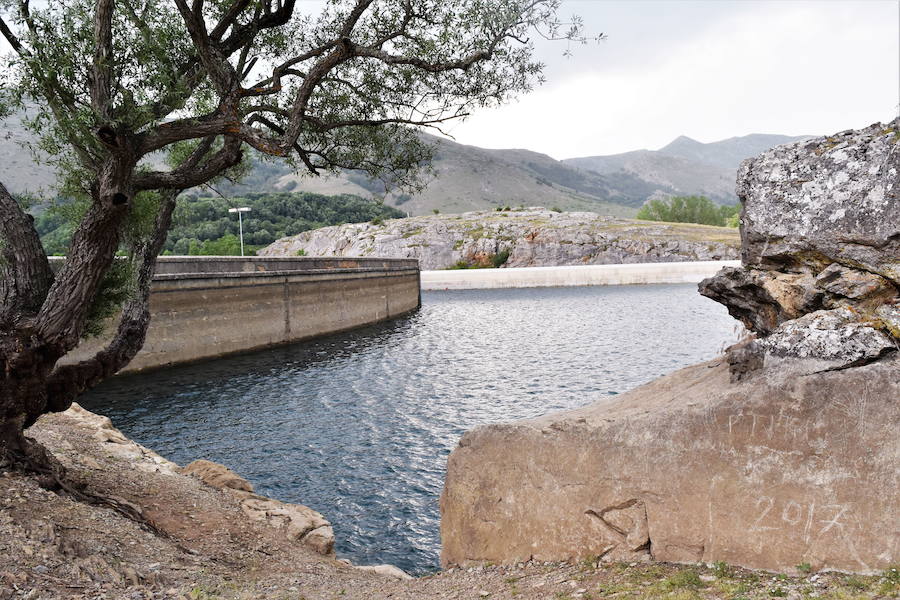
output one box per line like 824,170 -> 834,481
636,195 -> 740,227
0,0 -> 589,474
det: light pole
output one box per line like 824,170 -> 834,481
228,207 -> 252,256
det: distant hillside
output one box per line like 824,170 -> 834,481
0,107 -> 811,215
220,132 -> 647,217
563,133 -> 811,205
658,134 -> 812,170
260,207 -> 741,270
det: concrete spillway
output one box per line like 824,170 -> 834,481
420,260 -> 740,290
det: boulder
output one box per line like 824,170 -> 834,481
735,122 -> 900,282
440,356 -> 899,574
700,120 -> 900,367
354,564 -> 414,580
182,459 -> 254,492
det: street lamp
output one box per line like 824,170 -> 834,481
228,207 -> 252,256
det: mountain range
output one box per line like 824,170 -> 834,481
0,108 -> 809,216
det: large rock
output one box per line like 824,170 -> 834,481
260,208 -> 739,270
440,356 -> 899,574
700,120 -> 900,364
735,122 -> 900,282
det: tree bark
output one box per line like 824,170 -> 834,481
0,183 -> 53,323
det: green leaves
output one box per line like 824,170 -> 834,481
636,195 -> 740,227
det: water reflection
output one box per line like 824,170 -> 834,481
81,284 -> 738,573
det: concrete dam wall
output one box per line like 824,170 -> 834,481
62,256 -> 421,373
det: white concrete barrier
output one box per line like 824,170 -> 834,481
421,260 -> 739,290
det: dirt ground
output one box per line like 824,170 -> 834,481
0,408 -> 895,600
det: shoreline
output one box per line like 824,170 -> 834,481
420,260 -> 739,290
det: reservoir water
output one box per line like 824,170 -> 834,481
80,284 -> 740,574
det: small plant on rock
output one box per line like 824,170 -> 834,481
491,249 -> 511,268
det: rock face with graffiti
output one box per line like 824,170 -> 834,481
439,121 -> 899,574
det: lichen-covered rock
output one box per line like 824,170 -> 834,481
701,120 -> 900,370
761,308 -> 897,373
736,121 -> 900,282
260,208 -> 739,270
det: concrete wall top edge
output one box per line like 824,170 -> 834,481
48,255 -> 419,276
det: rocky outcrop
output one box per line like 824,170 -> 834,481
440,122 -> 900,574
259,208 -> 739,270
183,459 -> 335,555
700,120 -> 899,374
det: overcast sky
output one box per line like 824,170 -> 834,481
442,0 -> 900,158
2,1 -> 896,160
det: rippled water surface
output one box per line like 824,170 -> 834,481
80,284 -> 738,573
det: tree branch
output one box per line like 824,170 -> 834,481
91,0 -> 115,118
133,137 -> 243,190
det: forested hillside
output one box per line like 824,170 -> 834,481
34,192 -> 404,256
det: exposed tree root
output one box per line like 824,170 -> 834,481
0,434 -> 174,542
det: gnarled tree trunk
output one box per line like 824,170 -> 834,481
0,174 -> 177,472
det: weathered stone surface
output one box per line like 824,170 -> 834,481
236,494 -> 335,555
701,120 -> 900,367
183,458 -> 335,555
815,263 -> 894,303
354,564 -> 414,580
761,308 -> 897,373
183,459 -> 254,492
63,404 -> 180,475
440,356 -> 899,574
736,121 -> 900,282
260,208 -> 739,270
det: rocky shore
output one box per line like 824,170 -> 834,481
2,403 -> 896,599
259,209 -> 740,270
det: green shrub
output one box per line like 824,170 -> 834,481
448,259 -> 472,270
636,195 -> 740,227
491,248 -> 511,268
295,249 -> 307,256
712,561 -> 732,578
370,216 -> 384,226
